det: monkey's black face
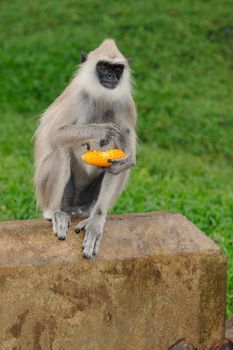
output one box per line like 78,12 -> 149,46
96,61 -> 124,89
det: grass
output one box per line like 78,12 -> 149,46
0,0 -> 232,315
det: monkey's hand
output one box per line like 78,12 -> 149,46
52,211 -> 71,240
96,122 -> 121,146
105,155 -> 135,175
75,215 -> 106,259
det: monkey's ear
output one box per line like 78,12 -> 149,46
80,52 -> 88,63
127,57 -> 133,65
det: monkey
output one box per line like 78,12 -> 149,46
34,39 -> 137,259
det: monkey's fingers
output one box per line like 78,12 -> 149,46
83,230 -> 101,259
105,123 -> 121,139
102,158 -> 116,167
106,122 -> 121,134
105,156 -> 134,174
75,218 -> 89,234
81,142 -> 91,151
93,237 -> 101,256
100,139 -> 110,147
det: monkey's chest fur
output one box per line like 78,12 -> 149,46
61,93 -> 124,216
78,91 -> 122,125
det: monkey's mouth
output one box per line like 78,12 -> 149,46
100,80 -> 118,89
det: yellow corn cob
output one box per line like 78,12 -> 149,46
81,149 -> 126,167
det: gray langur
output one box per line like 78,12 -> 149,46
34,39 -> 137,259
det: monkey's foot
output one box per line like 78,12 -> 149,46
52,211 -> 71,240
106,155 -> 135,175
75,215 -> 105,259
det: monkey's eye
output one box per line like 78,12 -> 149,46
114,65 -> 124,75
100,64 -> 108,71
114,66 -> 121,72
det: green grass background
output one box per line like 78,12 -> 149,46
0,0 -> 232,315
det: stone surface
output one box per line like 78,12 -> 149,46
0,212 -> 227,350
226,318 -> 233,341
168,339 -> 197,349
207,338 -> 233,350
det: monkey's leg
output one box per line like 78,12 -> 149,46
64,172 -> 105,219
36,151 -> 71,240
75,126 -> 136,258
75,170 -> 130,259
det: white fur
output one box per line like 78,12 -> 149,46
75,59 -> 131,100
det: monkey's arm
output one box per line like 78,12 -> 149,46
105,127 -> 136,175
51,123 -> 120,147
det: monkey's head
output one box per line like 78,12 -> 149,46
78,39 -> 132,98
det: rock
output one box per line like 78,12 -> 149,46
207,338 -> 233,350
169,338 -> 197,349
0,212 -> 227,350
226,318 -> 233,341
